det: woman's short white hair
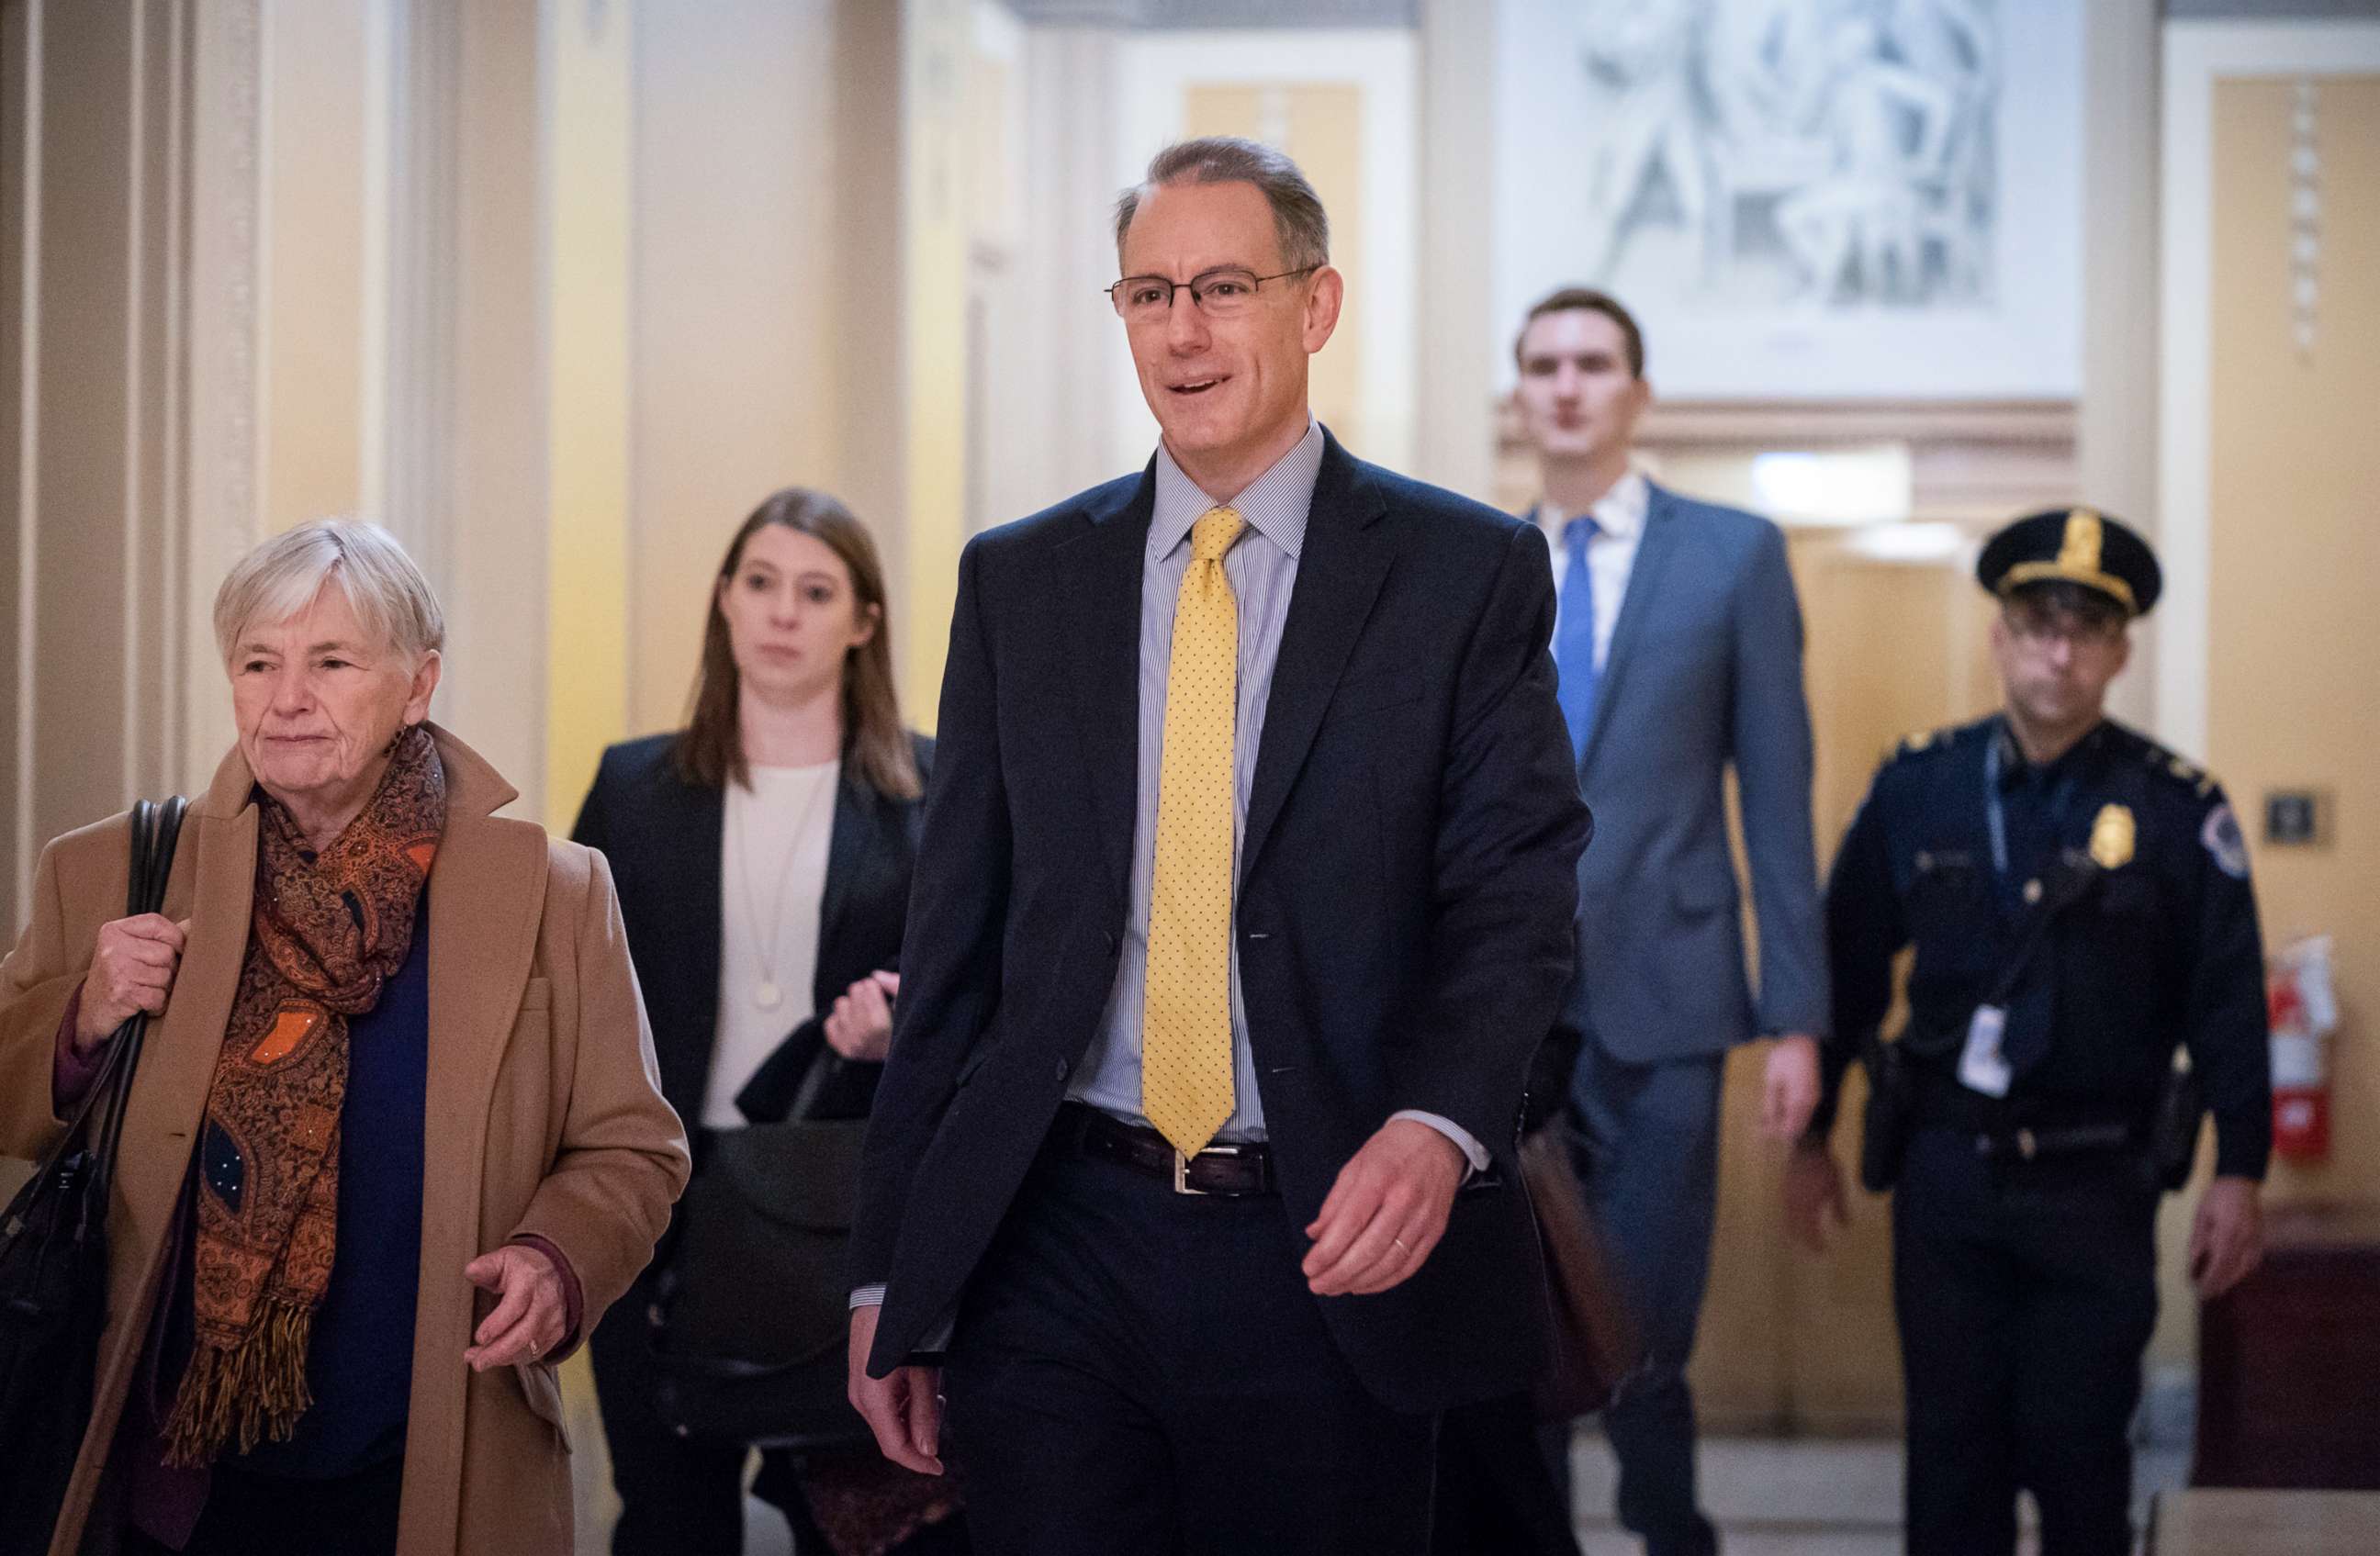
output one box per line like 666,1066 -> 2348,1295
213,519 -> 446,665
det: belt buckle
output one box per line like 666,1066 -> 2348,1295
1173,1140 -> 1247,1195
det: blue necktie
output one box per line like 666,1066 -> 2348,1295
1555,515 -> 1600,760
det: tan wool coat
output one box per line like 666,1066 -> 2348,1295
0,724 -> 690,1556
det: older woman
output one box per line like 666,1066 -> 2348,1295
0,520 -> 689,1556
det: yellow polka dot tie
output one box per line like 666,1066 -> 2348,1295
1142,506 -> 1246,1158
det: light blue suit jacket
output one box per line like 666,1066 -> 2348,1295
1552,483 -> 1827,1065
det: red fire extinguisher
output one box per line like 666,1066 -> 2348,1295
2268,935 -> 2338,1163
2269,982 -> 2328,1161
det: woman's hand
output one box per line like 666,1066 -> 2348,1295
823,969 -> 900,1062
464,1243 -> 567,1371
75,914 -> 190,1052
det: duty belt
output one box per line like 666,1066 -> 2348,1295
1968,1120 -> 2134,1162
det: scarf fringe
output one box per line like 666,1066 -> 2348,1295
161,1300 -> 316,1468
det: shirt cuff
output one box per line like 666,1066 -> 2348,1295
508,1233 -> 586,1361
52,985 -> 107,1117
1390,1109 -> 1491,1175
849,1283 -> 887,1309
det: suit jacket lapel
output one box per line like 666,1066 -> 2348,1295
1055,467 -> 1154,912
1578,483 -> 1682,775
1242,435 -> 1393,876
816,767 -> 873,991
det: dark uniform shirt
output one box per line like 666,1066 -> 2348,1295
1813,716 -> 2271,1180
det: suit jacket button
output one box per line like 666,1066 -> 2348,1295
1055,1057 -> 1071,1082
1103,931 -> 1119,957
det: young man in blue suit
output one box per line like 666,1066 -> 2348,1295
844,140 -> 1590,1556
1516,288 -> 1829,1556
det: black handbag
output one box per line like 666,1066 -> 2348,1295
648,1049 -> 876,1450
0,796 -> 186,1556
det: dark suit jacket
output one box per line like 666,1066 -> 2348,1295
570,731 -> 934,1129
852,431 -> 1591,1414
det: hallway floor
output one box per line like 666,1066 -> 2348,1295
1566,1431 -> 2188,1555
564,1356 -> 2187,1554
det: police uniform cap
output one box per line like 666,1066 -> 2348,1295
1977,508 -> 2161,619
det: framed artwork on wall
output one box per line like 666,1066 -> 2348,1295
1490,0 -> 2083,398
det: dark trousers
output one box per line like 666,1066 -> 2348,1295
1431,1392 -> 1579,1555
121,1455 -> 402,1556
589,1274 -> 755,1556
941,1139 -> 1438,1556
1893,1127 -> 2159,1556
1566,1043 -> 1725,1556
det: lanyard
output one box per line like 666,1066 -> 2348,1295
1985,722 -> 2085,881
1984,729 -> 2009,877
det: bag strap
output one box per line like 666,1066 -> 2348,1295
786,1048 -> 842,1123
3,799 -> 185,1246
1863,857 -> 2105,1080
1979,857 -> 2102,1010
85,796 -> 188,1214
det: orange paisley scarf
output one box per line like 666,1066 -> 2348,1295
162,723 -> 443,1466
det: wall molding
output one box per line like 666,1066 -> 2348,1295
7,0 -> 43,920
182,0 -> 263,789
367,0 -> 461,600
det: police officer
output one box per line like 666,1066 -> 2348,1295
1784,509 -> 2270,1556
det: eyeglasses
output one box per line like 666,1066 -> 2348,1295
2005,611 -> 2126,651
1106,266 -> 1318,323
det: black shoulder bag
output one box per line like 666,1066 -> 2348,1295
648,1047 -> 875,1450
0,796 -> 187,1555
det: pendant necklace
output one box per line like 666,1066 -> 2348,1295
731,758 -> 835,1012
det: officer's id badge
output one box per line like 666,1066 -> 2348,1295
1958,1003 -> 2014,1098
2202,802 -> 2250,879
2088,803 -> 2136,870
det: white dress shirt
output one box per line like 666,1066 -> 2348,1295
1534,467 -> 1650,674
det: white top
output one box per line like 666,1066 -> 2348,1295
1534,468 -> 1651,674
704,758 -> 839,1130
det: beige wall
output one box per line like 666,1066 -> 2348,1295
441,0 -> 550,812
626,0 -> 848,746
2206,75 -> 2380,1207
257,0 -> 368,533
894,0 -> 972,730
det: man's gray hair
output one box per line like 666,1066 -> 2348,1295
213,518 -> 446,664
1113,137 -> 1330,273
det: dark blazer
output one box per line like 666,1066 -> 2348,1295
570,730 -> 935,1127
852,431 -> 1591,1414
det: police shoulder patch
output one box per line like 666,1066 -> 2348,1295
1892,725 -> 1955,762
2202,802 -> 2250,879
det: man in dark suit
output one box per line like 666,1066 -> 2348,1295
845,138 -> 1591,1555
1515,289 -> 1828,1556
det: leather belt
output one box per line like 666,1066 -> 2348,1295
1969,1120 -> 2134,1162
1053,1103 -> 1275,1196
